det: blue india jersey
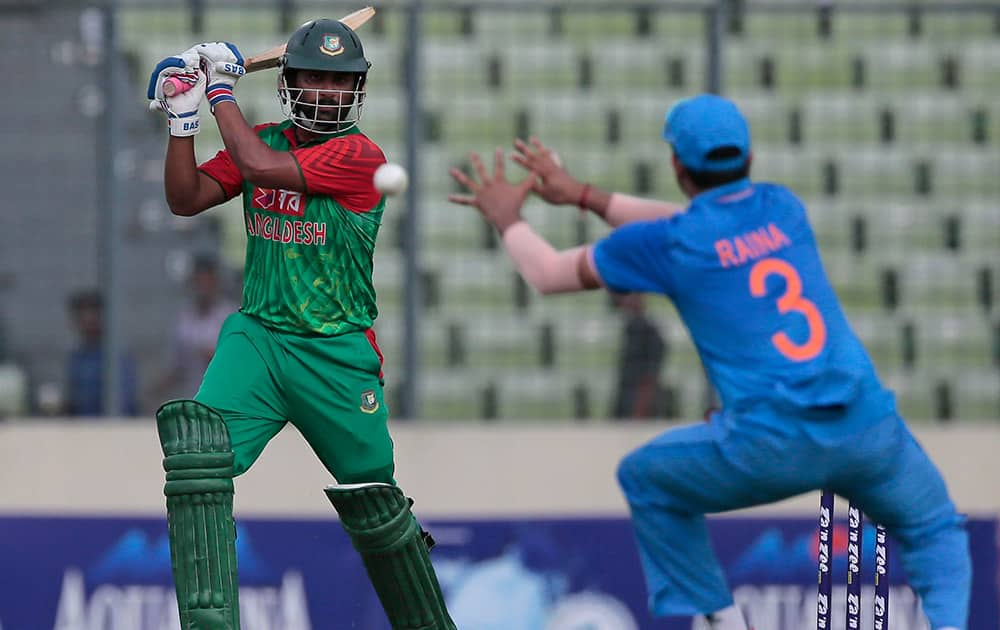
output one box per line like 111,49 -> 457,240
593,178 -> 890,415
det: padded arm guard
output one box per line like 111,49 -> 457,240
325,482 -> 456,630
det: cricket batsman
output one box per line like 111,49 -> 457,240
146,18 -> 455,629
449,94 -> 971,630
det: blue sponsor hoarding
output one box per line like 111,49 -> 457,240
0,515 -> 995,629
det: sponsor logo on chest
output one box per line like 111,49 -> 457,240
253,186 -> 305,217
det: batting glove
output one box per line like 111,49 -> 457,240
147,51 -> 205,137
190,41 -> 245,110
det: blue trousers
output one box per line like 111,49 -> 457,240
615,405 -> 971,629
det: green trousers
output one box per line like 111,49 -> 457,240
196,311 -> 394,483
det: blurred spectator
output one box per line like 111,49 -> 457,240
65,289 -> 139,416
609,293 -> 675,419
0,312 -> 29,417
152,255 -> 237,401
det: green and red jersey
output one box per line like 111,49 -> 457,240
199,120 -> 386,337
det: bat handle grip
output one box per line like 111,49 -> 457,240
162,76 -> 192,97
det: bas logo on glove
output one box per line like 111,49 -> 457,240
177,117 -> 199,134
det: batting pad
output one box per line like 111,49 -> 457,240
157,400 -> 240,630
325,482 -> 456,630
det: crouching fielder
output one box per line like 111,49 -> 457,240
147,19 -> 454,630
448,94 -> 971,630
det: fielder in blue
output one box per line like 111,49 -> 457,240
449,94 -> 971,630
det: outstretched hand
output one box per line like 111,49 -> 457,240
511,136 -> 586,206
449,148 -> 536,234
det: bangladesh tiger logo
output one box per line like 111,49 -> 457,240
321,35 -> 344,57
360,389 -> 379,414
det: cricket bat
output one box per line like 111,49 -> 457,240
162,6 -> 376,96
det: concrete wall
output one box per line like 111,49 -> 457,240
1,419 -> 997,518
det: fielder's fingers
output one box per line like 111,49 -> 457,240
530,136 -> 550,155
513,138 -> 537,159
449,167 -> 478,192
447,194 -> 477,206
493,148 -> 505,180
469,152 -> 490,183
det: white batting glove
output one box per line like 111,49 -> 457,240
190,42 -> 245,110
146,51 -> 205,137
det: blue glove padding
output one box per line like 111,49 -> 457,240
147,51 -> 205,136
146,50 -> 201,101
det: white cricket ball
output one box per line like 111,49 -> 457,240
374,162 -> 409,196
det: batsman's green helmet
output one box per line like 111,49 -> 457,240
281,18 -> 370,74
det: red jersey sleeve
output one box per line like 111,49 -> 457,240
198,149 -> 243,200
197,124 -> 278,201
292,134 -> 386,213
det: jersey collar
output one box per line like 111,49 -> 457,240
281,119 -> 361,149
692,177 -> 754,205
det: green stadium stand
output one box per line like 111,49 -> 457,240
115,3 -> 999,422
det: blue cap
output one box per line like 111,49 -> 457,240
662,94 -> 750,173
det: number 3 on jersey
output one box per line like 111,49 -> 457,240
749,258 -> 827,362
